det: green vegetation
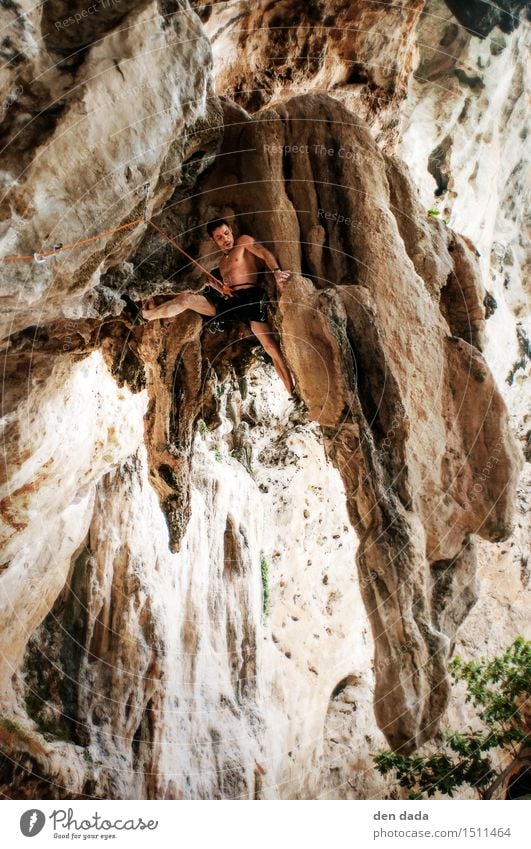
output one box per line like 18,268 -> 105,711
260,552 -> 271,619
197,418 -> 208,435
209,443 -> 223,462
427,208 -> 440,217
0,715 -> 34,745
24,692 -> 72,742
83,748 -> 93,764
374,637 -> 531,800
0,716 -> 25,735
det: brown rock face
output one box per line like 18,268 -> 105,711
145,94 -> 520,749
197,0 -> 424,148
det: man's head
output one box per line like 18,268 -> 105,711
207,218 -> 234,251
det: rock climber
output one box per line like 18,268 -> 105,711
142,218 -> 295,395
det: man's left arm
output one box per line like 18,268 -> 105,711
239,235 -> 290,289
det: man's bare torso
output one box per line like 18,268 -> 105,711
219,236 -> 262,289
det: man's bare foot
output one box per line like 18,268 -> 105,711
141,298 -> 158,320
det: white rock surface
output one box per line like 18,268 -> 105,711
399,1 -> 530,421
0,351 -> 146,702
98,364 -> 390,799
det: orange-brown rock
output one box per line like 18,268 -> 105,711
148,93 -> 521,749
196,0 -> 424,148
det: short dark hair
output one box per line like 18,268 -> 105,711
206,218 -> 231,237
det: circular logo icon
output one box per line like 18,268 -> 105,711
20,810 -> 46,837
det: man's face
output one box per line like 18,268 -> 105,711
211,224 -> 234,251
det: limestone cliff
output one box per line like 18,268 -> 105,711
0,1 -> 528,799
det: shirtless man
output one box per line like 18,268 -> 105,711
142,219 -> 294,394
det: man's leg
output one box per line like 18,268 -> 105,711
142,293 -> 216,320
250,320 -> 294,395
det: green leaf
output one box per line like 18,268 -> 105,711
373,638 -> 531,800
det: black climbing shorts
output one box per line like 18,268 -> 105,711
203,284 -> 268,325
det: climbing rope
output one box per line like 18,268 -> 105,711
0,218 -> 144,263
0,187 -> 231,295
147,219 -> 231,294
